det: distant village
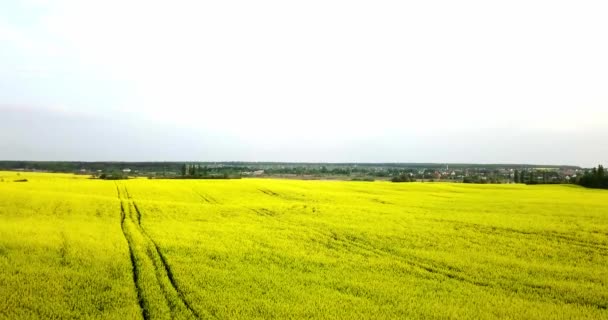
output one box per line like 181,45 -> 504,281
0,161 -> 587,184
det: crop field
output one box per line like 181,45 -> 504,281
0,171 -> 607,319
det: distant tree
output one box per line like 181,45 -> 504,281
181,164 -> 187,176
391,174 -> 413,183
514,170 -> 519,183
577,165 -> 608,189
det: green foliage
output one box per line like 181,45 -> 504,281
391,174 -> 414,182
578,165 -> 608,189
98,173 -> 128,180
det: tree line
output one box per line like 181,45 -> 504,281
512,170 -> 563,184
577,165 -> 607,189
178,163 -> 239,179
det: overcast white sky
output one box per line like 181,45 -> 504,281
1,0 -> 607,166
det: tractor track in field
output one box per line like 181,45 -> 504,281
191,189 -> 219,204
246,207 -> 607,311
328,230 -> 607,310
258,188 -> 280,197
117,185 -> 147,320
131,201 -> 204,318
424,218 -> 608,252
116,183 -> 204,320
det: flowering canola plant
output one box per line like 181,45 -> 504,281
0,172 -> 606,319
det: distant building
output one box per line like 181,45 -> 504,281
122,168 -> 132,173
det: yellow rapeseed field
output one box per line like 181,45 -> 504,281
1,171 -> 607,319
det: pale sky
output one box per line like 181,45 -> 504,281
1,0 -> 607,166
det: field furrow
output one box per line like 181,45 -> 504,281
119,200 -> 146,320
132,201 -> 210,319
117,184 -> 199,320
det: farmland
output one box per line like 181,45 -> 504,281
0,171 -> 607,319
